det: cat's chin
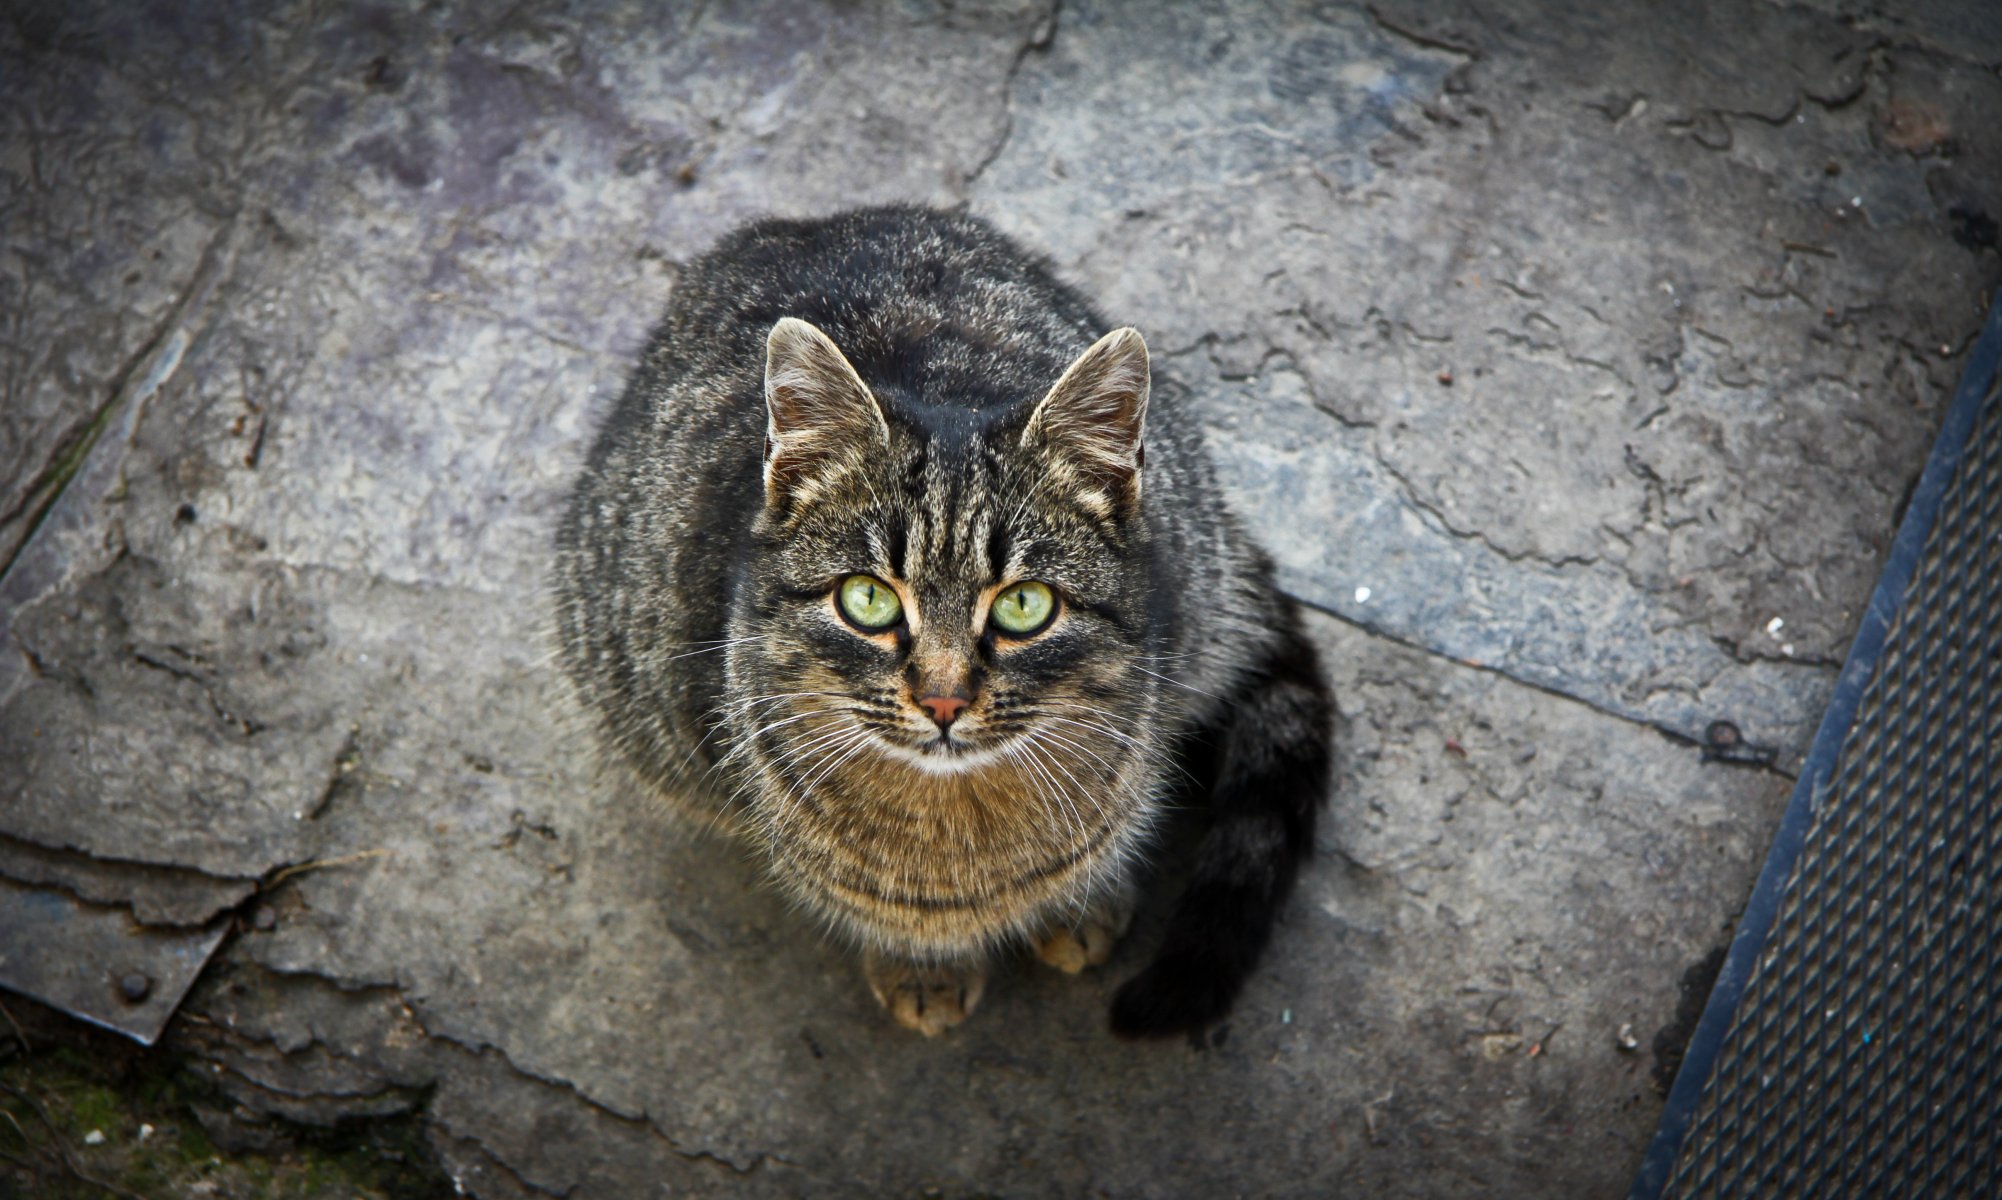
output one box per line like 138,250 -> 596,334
873,734 -> 1013,777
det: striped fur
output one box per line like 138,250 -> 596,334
553,206 -> 1332,1036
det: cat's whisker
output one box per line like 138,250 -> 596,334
1029,717 -> 1141,768
712,690 -> 844,716
1035,708 -> 1200,789
794,731 -> 879,810
664,636 -> 763,662
1015,732 -> 1100,900
1034,707 -> 1157,757
1024,724 -> 1123,793
764,723 -> 870,828
746,709 -> 843,753
701,694 -> 847,776
703,698 -> 852,792
1130,665 -> 1220,699
767,719 -> 865,777
686,693 -> 824,779
1004,733 -> 1087,857
1033,705 -> 1146,750
1026,736 -> 1115,829
792,719 -> 877,799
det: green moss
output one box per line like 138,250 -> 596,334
57,1080 -> 124,1138
176,1117 -> 217,1163
119,1153 -> 170,1193
240,1155 -> 277,1189
2,1004 -> 450,1200
301,1148 -> 345,1191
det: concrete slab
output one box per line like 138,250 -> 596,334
1,0 -> 1997,1194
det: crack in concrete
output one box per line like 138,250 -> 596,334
1483,322 -> 1627,382
302,727 -> 365,822
246,961 -> 410,999
1,322 -> 181,580
204,1052 -> 414,1106
1264,291 -> 1881,677
961,0 -> 1061,194
0,845 -> 245,932
0,215 -> 242,631
0,830 -> 263,890
399,1007 -> 777,1177
1293,592 -> 1801,784
956,1 -> 1065,195
1364,5 -> 1481,59
437,1128 -> 577,1198
1373,453 -> 1601,570
193,961 -> 800,1191
128,645 -> 270,738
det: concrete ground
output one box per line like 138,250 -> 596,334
2,0 -> 1998,1195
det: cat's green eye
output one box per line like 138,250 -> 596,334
837,574 -> 903,630
990,580 -> 1056,636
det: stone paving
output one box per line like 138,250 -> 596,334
2,1 -> 1998,1195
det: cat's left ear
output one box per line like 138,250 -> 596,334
1022,327 -> 1150,517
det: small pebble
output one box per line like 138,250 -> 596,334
84,1129 -> 106,1145
1355,586 -> 1372,604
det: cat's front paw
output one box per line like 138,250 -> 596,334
863,951 -> 987,1037
1032,896 -> 1135,974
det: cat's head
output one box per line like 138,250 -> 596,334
725,316 -> 1159,788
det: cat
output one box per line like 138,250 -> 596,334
553,205 -> 1332,1037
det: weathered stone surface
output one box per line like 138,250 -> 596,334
0,10 -> 235,571
165,611 -> 1789,1196
0,832 -> 253,927
971,0 -> 2000,762
1,0 -> 1997,1194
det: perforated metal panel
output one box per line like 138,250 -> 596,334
1636,302 -> 2002,1198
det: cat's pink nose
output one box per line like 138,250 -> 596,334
919,694 -> 969,725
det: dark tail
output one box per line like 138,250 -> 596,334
1110,613 -> 1332,1038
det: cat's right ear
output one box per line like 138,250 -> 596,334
763,317 -> 890,512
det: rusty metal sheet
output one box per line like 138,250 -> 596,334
0,875 -> 229,1045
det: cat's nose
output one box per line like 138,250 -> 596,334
919,693 -> 970,726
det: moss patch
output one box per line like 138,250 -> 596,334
0,999 -> 450,1199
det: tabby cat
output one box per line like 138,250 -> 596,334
553,206 -> 1331,1037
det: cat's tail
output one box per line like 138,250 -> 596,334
1110,613 -> 1332,1038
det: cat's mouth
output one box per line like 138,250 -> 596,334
876,726 -> 1010,774
922,728 -> 974,756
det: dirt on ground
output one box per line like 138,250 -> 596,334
0,997 -> 445,1200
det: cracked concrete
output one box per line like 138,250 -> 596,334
1,0 -> 1997,1195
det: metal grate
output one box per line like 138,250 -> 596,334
1642,317 -> 2002,1198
